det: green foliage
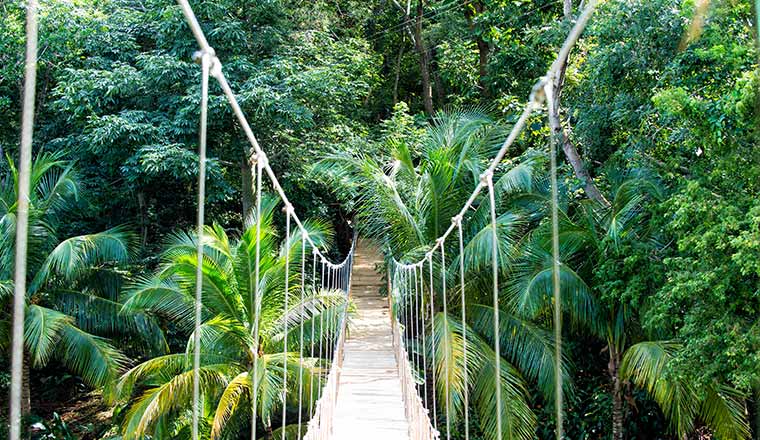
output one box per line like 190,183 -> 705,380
116,201 -> 346,437
0,154 -> 152,392
1,0 -> 759,438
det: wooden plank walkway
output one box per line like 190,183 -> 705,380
331,239 -> 410,440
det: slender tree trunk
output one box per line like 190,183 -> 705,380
431,46 -> 445,106
609,344 -> 624,440
414,0 -> 434,115
137,191 -> 147,247
563,0 -> 572,21
22,356 -> 31,417
547,98 -> 610,206
548,2 -> 611,207
464,1 -> 489,96
393,35 -> 406,106
20,352 -> 31,439
241,158 -> 254,222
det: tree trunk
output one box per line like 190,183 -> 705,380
548,9 -> 611,207
609,344 -> 624,440
431,47 -> 445,106
547,106 -> 611,206
393,34 -> 406,106
137,192 -> 147,247
414,0 -> 434,115
464,1 -> 489,97
563,0 -> 572,21
241,158 -> 254,223
22,354 -> 31,417
265,418 -> 273,439
20,352 -> 31,439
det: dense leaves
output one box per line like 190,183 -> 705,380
1,0 -> 758,439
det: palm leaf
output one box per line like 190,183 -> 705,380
24,304 -> 72,368
30,226 -> 136,293
467,304 -> 571,403
56,322 -> 129,388
211,371 -> 251,440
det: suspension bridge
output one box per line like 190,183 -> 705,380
6,0 -> 600,439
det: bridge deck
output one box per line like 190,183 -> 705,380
332,239 -> 409,440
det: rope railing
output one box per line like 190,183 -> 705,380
303,235 -> 356,440
389,259 -> 440,440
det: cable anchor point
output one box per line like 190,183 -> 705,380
479,170 -> 493,187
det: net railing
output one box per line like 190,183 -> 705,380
303,236 -> 356,440
390,259 -> 440,440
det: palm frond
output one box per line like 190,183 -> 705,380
30,226 -> 136,293
122,365 -> 231,438
621,341 -> 698,437
56,322 -> 129,388
622,341 -> 750,439
211,371 -> 251,440
122,276 -> 197,330
54,290 -> 167,355
24,304 -> 72,368
471,341 -> 537,440
467,304 -> 571,403
700,385 -> 751,440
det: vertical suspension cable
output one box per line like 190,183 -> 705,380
414,263 -> 424,436
399,266 -> 406,400
428,254 -> 438,430
281,209 -> 291,440
328,266 -> 334,361
412,264 -> 419,391
419,262 -> 428,411
399,267 -> 409,352
9,2 -> 37,439
298,233 -> 306,439
319,259 -> 326,399
545,81 -> 564,440
456,218 -> 469,440
191,49 -> 211,440
309,248 -> 317,415
251,157 -> 264,438
332,265 -> 337,361
440,243 -> 451,440
484,171 -> 502,440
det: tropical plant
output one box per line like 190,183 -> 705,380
0,152 -> 150,417
511,167 -> 750,439
115,195 -> 347,438
317,109 -> 569,440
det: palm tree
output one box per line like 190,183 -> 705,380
0,152 -> 152,418
116,195 -> 347,439
318,108 -> 750,439
317,109 -> 568,440
510,168 -> 750,439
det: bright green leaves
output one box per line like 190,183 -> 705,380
430,312 -> 538,440
622,341 -> 751,440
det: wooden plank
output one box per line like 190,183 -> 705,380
331,239 -> 410,440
